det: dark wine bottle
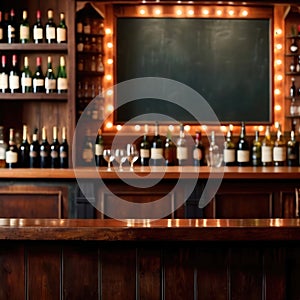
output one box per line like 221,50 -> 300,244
287,130 -> 299,166
19,124 -> 30,168
223,127 -> 236,166
0,11 -> 5,43
32,56 -> 45,93
193,131 -> 205,166
290,78 -> 297,98
150,122 -> 164,166
9,54 -> 20,93
6,128 -> 18,168
7,8 -> 17,43
59,126 -> 69,168
139,125 -> 150,166
82,129 -> 93,166
273,124 -> 286,166
56,12 -> 67,43
251,130 -> 262,166
95,128 -> 105,167
45,9 -> 56,44
45,56 -> 56,93
21,56 -> 32,93
33,10 -> 43,44
57,56 -> 68,93
0,55 -> 8,93
237,122 -> 250,166
19,10 -> 30,43
29,128 -> 40,168
50,126 -> 60,168
176,124 -> 188,166
40,126 -> 50,168
164,130 -> 176,166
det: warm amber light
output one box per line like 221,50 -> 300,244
116,125 -> 122,131
106,122 -> 113,129
241,10 -> 248,16
221,126 -> 227,132
135,125 -> 141,131
184,125 -> 191,132
228,10 -> 234,16
274,89 -> 280,95
106,74 -> 112,81
154,8 -> 161,15
105,28 -> 112,35
276,59 -> 282,65
107,58 -> 113,64
139,9 -> 146,15
275,28 -> 282,35
106,89 -> 113,96
258,126 -> 264,132
107,42 -> 113,48
176,9 -> 182,16
216,9 -> 223,16
202,9 -> 209,15
187,9 -> 194,16
276,44 -> 282,50
107,104 -> 114,112
168,125 -> 174,131
275,105 -> 281,111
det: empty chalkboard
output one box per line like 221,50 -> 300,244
115,17 -> 272,124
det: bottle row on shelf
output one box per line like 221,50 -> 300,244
77,54 -> 104,74
0,125 -> 69,169
81,122 -> 300,168
0,8 -> 67,44
290,77 -> 300,98
0,54 -> 67,94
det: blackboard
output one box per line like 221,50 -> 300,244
115,17 -> 272,124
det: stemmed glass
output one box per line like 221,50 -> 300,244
103,149 -> 115,171
114,148 -> 127,171
127,144 -> 139,171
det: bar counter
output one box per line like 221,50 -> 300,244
0,166 -> 299,179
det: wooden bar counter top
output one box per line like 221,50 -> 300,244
1,218 -> 300,241
0,166 -> 299,179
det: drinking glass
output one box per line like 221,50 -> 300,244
103,149 -> 114,171
114,148 -> 127,171
126,144 -> 139,171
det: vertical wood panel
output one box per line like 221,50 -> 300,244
63,243 -> 99,299
196,246 -> 228,300
138,247 -> 162,300
0,242 -> 25,299
230,246 -> 263,300
164,246 -> 195,300
286,247 -> 300,300
27,243 -> 61,300
101,246 -> 136,300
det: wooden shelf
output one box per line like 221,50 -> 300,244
0,43 -> 68,52
0,93 -> 68,101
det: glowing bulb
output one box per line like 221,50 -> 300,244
184,125 -> 191,132
276,74 -> 283,81
276,59 -> 282,65
105,28 -> 112,35
276,44 -> 282,50
221,126 -> 227,132
202,125 -> 207,131
275,28 -> 282,35
107,42 -> 113,48
116,125 -> 122,131
107,58 -> 113,64
176,9 -> 182,16
135,125 -> 141,131
274,89 -> 280,95
106,122 -> 113,129
241,10 -> 248,16
106,89 -> 113,96
216,9 -> 222,16
106,74 -> 112,81
107,104 -> 114,112
139,9 -> 146,15
228,10 -> 234,16
275,105 -> 281,111
258,126 -> 264,132
154,9 -> 161,15
177,0 -> 182,3
202,9 -> 209,15
168,125 -> 174,131
187,9 -> 194,16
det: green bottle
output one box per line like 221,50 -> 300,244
45,56 -> 56,94
19,10 -> 30,43
21,56 -> 32,93
56,13 -> 67,43
57,56 -> 68,94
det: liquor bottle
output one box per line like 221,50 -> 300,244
236,122 -> 250,166
290,38 -> 298,54
59,126 -> 69,168
208,131 -> 221,167
296,55 -> 300,73
33,10 -> 43,44
290,78 -> 297,98
95,128 -> 105,167
19,124 -> 30,168
57,56 -> 68,93
29,128 -> 40,168
287,130 -> 299,166
19,10 -> 30,43
223,127 -> 236,166
0,55 -> 8,93
40,126 -> 50,168
176,124 -> 188,166
290,58 -> 296,73
45,9 -> 56,44
7,8 -> 17,43
32,57 -> 45,93
290,98 -> 297,116
0,11 -> 4,43
0,126 -> 7,168
45,56 -> 56,93
273,124 -> 286,166
82,129 -> 93,166
139,125 -> 150,166
164,130 -> 177,166
50,126 -> 60,168
251,130 -> 262,166
193,131 -> 205,166
5,128 -> 18,168
21,56 -> 32,93
9,54 -> 20,93
56,12 -> 67,43
150,122 -> 164,166
261,126 -> 273,166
